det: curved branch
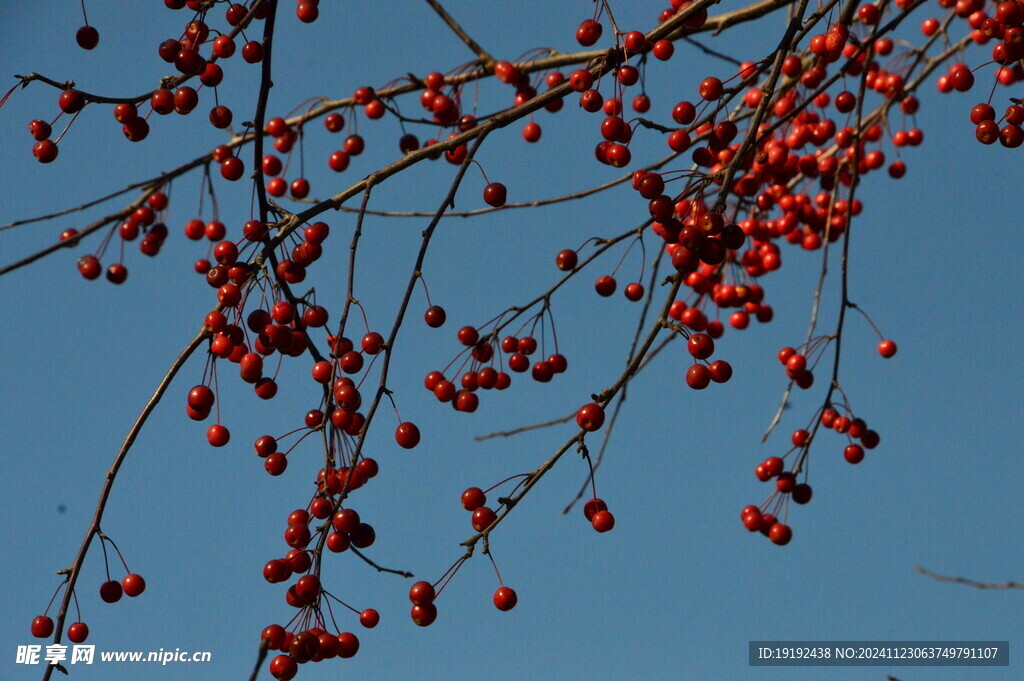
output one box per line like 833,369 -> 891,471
914,566 -> 1024,590
40,328 -> 209,681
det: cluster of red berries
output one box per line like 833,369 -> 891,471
258,503 -> 380,679
683,331 -> 732,390
969,101 -> 1024,147
31,615 -> 90,644
741,430 -> 818,547
186,302 -> 318,434
740,505 -> 795,546
777,346 -> 817,390
99,573 -> 146,603
262,607 -> 377,680
70,192 -> 171,283
460,486 -> 499,533
583,497 -> 616,533
405,576 -> 518,630
742,398 -> 884,546
263,625 -> 361,681
819,408 -> 881,463
930,0 -> 1024,147
31,539 -> 144,646
424,324 -> 569,413
28,1 -> 278,162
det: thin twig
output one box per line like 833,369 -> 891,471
914,566 -> 1024,590
0,180 -> 151,232
350,547 -> 415,578
246,641 -> 269,681
0,187 -> 157,277
475,411 -> 576,441
680,35 -> 743,65
319,151 -> 680,218
423,0 -> 495,65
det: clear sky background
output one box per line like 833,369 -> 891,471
1,2 -> 1021,680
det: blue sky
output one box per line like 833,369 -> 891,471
1,2 -> 1021,680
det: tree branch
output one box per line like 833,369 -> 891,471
423,0 -> 495,65
914,566 -> 1024,590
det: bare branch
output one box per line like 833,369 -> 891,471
914,566 -> 1024,590
40,327 -> 209,681
475,411 -> 576,442
679,35 -> 743,66
423,0 -> 495,65
350,547 -> 415,578
246,641 -> 269,681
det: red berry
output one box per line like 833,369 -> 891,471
424,305 -> 446,328
77,255 -> 101,280
698,77 -> 723,101
29,119 -> 52,140
409,580 -> 435,606
67,621 -> 89,643
763,456 -> 784,477
493,586 -> 518,611
122,573 -> 146,597
207,424 -> 230,447
457,326 -> 479,346
220,157 -> 245,181
576,403 -> 605,431
461,487 -> 486,511
361,332 -> 385,354
624,282 -> 644,301
76,25 -> 99,50
556,249 -> 578,271
792,484 -> 813,504
410,603 -> 437,627
106,263 -> 128,284
242,40 -> 264,63
653,40 -> 674,60
844,444 -> 865,464
878,339 -> 897,357
576,19 -> 603,46
686,364 -> 711,389
33,140 -> 59,164
591,510 -> 615,532
532,361 -> 554,382
769,523 -> 792,545
31,615 -> 54,638
359,608 -> 380,628
99,579 -> 123,603
583,497 -> 607,521
59,89 -> 86,114
395,422 -> 420,449
595,275 -> 616,296
483,182 -> 507,207
687,333 -> 715,359
709,360 -> 732,383
269,654 -> 297,680
522,121 -> 541,142
471,506 -> 497,531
